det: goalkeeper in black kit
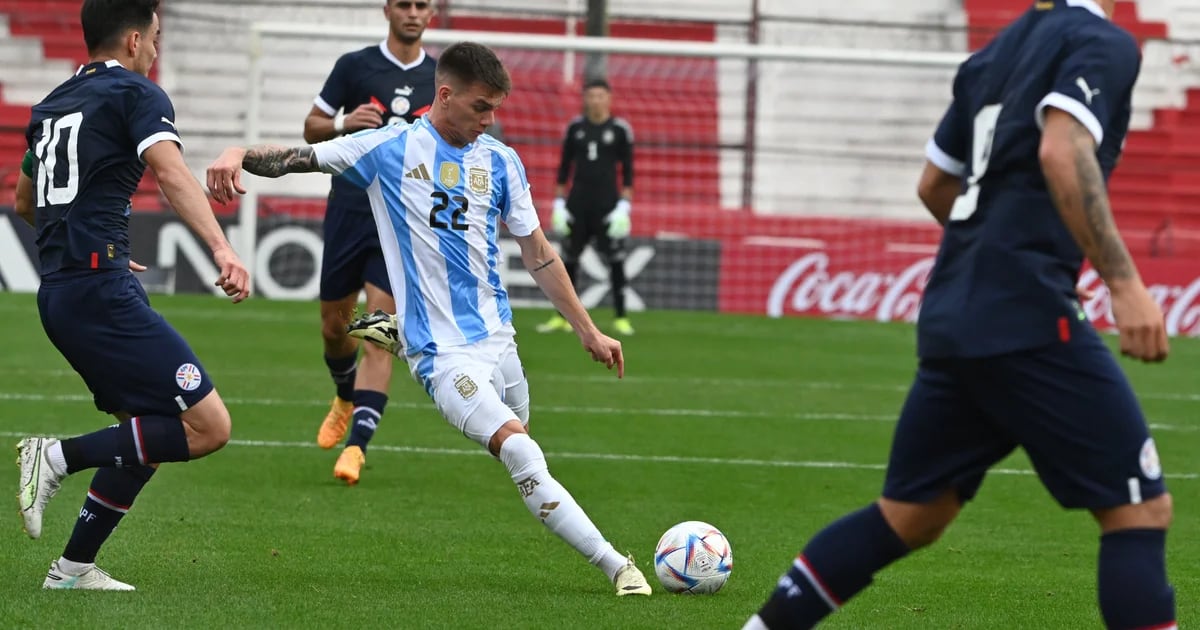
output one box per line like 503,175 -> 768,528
536,78 -> 636,336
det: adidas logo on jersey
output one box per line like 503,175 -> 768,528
405,164 -> 432,180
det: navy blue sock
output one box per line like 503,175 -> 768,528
345,389 -> 387,452
60,416 -> 190,472
1098,529 -> 1175,630
325,353 -> 358,402
757,503 -> 911,629
62,465 -> 156,564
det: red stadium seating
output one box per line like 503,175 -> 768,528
0,0 -> 163,211
442,16 -> 720,214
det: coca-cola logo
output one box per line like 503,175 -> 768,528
766,253 -> 935,322
1076,269 -> 1200,337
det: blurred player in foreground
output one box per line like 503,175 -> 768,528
15,0 -> 249,590
537,79 -> 636,336
206,41 -> 652,597
745,0 -> 1176,628
304,0 -> 438,484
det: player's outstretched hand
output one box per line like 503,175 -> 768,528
345,103 -> 385,132
213,246 -> 250,303
129,260 -> 147,272
1110,281 -> 1169,363
206,148 -> 248,204
579,330 -> 625,378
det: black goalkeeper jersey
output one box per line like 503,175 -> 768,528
556,115 -> 634,213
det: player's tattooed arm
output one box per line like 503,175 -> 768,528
242,145 -> 320,177
1041,109 -> 1136,283
1071,130 -> 1136,281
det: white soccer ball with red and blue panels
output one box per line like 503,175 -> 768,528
653,521 -> 733,594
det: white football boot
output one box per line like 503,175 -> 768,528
17,437 -> 65,539
613,554 -> 652,596
43,561 -> 135,591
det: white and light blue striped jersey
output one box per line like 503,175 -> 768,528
312,116 -> 540,356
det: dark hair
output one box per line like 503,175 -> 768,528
436,42 -> 511,94
81,0 -> 159,55
583,78 -> 611,92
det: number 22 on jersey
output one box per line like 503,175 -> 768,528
32,112 -> 83,208
949,104 -> 1002,222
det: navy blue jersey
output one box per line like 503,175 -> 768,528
918,0 -> 1140,358
314,44 -> 436,214
25,60 -> 181,276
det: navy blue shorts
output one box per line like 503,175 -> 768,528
883,327 -> 1166,510
320,207 -> 390,301
37,271 -> 214,417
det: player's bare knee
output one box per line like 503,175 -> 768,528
487,420 -> 528,457
321,314 -> 351,345
181,392 -> 232,457
879,493 -> 960,549
1095,492 -> 1173,532
1146,492 -> 1174,528
191,413 -> 231,457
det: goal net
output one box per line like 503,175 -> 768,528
166,12 -> 967,323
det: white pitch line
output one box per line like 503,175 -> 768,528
0,391 -> 897,423
0,431 -> 1193,480
1,366 -> 1197,404
2,391 -> 1198,434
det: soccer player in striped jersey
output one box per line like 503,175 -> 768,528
206,41 -> 652,597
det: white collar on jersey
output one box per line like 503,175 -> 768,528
75,59 -> 124,75
1066,0 -> 1107,19
379,42 -> 427,71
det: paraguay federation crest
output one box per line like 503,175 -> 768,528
468,167 -> 490,195
439,163 -> 460,188
175,363 -> 203,392
1140,438 -> 1162,480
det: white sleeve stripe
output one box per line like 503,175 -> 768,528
614,118 -> 634,143
313,96 -> 337,116
924,139 -> 965,177
1036,92 -> 1104,145
136,131 -> 183,159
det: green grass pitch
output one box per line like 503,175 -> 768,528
0,292 -> 1195,628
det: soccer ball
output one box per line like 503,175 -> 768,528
653,521 -> 733,594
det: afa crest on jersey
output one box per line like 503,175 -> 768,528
468,167 -> 490,194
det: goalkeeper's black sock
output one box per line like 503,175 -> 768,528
611,261 -> 628,318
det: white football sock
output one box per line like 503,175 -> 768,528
741,615 -> 770,630
56,557 -> 95,576
499,433 -> 626,580
46,440 -> 68,477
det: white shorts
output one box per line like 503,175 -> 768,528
405,323 -> 529,447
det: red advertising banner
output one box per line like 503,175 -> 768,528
717,218 -> 1200,337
